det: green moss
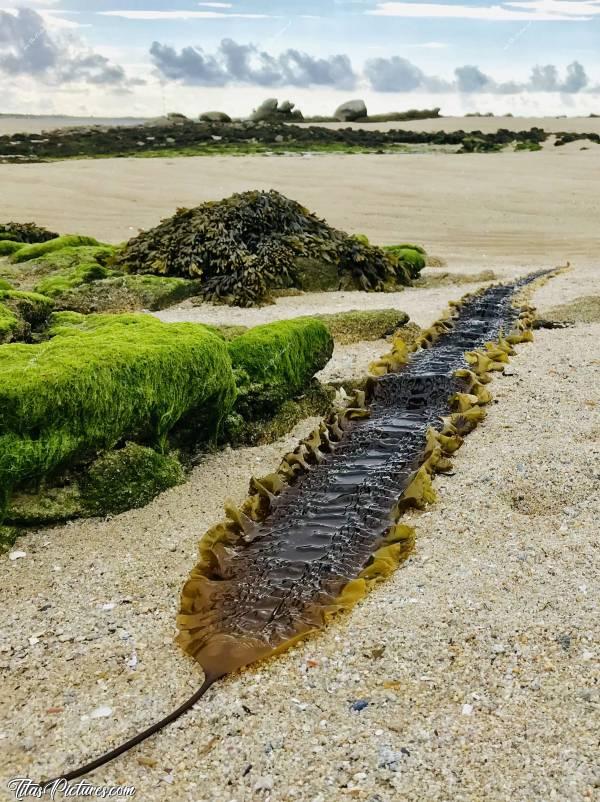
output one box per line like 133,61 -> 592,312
225,381 -> 334,447
0,289 -> 53,343
0,303 -> 19,343
0,525 -> 19,553
383,246 -> 427,279
311,309 -> 410,345
80,443 -> 185,516
0,279 -> 14,291
0,313 -> 236,518
35,263 -> 114,297
7,485 -> 83,526
0,240 -> 25,256
515,140 -> 542,152
202,324 -> 249,341
228,318 -> 333,418
11,235 -> 102,264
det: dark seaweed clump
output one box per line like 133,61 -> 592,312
0,222 -> 59,244
117,190 -> 416,306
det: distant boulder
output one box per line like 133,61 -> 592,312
199,111 -> 232,123
250,98 -> 303,122
334,99 -> 367,122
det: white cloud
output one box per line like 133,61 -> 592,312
98,10 -> 273,20
197,2 -> 234,7
368,1 -> 600,21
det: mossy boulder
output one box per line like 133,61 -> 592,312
0,289 -> 53,343
52,274 -> 203,313
0,313 -> 236,520
383,246 -> 426,279
0,241 -> 25,257
80,443 -> 185,516
11,235 -> 102,264
228,318 -> 333,418
312,309 -> 410,344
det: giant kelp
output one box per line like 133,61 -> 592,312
48,271 -> 554,782
116,191 -> 418,306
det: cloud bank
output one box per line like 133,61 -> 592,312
0,8 -> 131,84
150,39 -> 357,89
149,38 -> 593,95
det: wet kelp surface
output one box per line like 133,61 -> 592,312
0,119 -> 586,162
178,277 -> 545,679
118,191 -> 422,306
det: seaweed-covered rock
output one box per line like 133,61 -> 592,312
11,235 -> 101,264
0,222 -> 59,244
334,99 -> 367,122
117,190 -> 414,306
0,289 -> 53,343
0,313 -> 236,519
53,274 -> 203,314
228,318 -> 333,418
312,309 -> 410,344
80,443 -> 184,516
383,245 -> 427,279
0,241 -> 26,257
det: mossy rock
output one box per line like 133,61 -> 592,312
383,246 -> 426,279
294,257 -> 340,292
225,381 -> 334,447
0,313 -> 236,519
228,318 -> 333,418
0,289 -> 53,343
80,443 -> 185,516
11,235 -> 102,264
6,484 -> 83,526
0,524 -> 19,553
0,241 -> 25,257
312,309 -> 410,344
0,279 -> 14,291
52,274 -> 203,313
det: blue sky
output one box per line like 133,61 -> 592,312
1,1 -> 599,116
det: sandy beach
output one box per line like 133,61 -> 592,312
0,137 -> 598,801
0,147 -> 598,269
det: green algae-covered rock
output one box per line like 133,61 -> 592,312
383,245 -> 426,279
0,289 -> 53,343
0,313 -> 237,519
80,443 -> 185,516
11,235 -> 102,263
52,274 -> 203,313
228,318 -> 333,418
0,241 -> 25,257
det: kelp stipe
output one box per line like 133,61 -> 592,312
47,269 -> 558,780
